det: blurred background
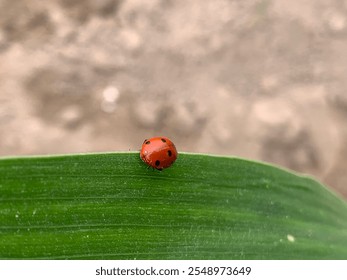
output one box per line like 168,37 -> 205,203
0,0 -> 347,198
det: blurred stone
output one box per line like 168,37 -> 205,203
117,29 -> 142,51
327,12 -> 346,31
102,86 -> 120,102
132,99 -> 163,128
252,100 -> 301,139
60,106 -> 83,127
260,75 -> 279,92
100,85 -> 120,113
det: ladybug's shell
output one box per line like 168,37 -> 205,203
140,137 -> 177,170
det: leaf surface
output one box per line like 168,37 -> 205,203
0,152 -> 346,259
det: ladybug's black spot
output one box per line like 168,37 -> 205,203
145,140 -> 151,145
167,150 -> 172,157
161,138 -> 167,143
155,160 -> 160,166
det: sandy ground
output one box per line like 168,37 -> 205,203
1,0 -> 347,198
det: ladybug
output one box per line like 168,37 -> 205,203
140,136 -> 178,171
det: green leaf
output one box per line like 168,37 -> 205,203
0,152 -> 346,259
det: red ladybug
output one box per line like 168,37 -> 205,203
140,136 -> 178,171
